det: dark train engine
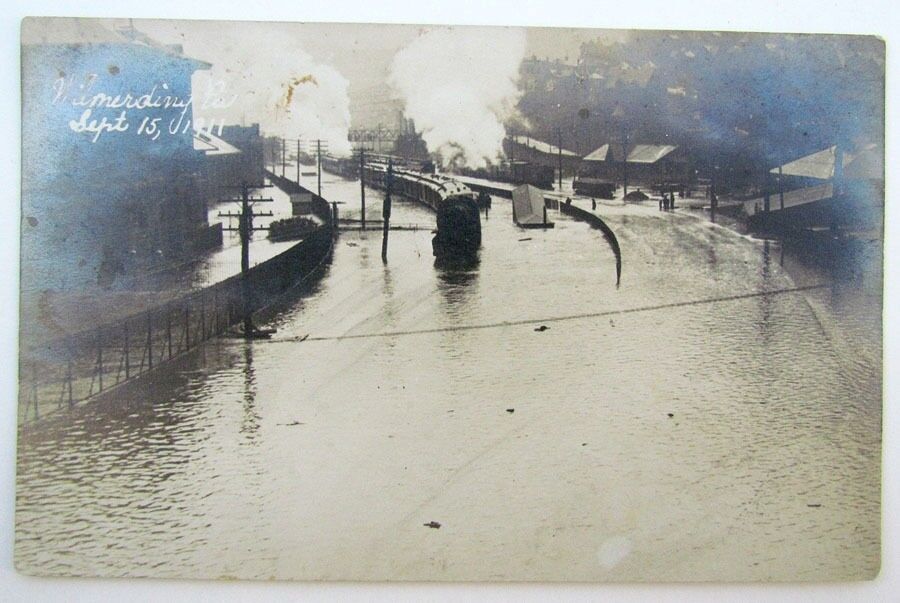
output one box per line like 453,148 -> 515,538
432,194 -> 482,260
361,161 -> 482,261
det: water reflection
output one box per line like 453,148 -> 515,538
435,262 -> 480,315
240,343 -> 260,442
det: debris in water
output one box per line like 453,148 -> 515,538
506,408 -> 515,413
534,325 -> 549,332
518,237 -> 532,242
807,503 -> 822,508
278,421 -> 304,426
346,241 -> 358,247
667,413 -> 674,418
582,443 -> 587,446
424,521 -> 441,529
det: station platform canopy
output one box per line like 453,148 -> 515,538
583,143 -> 679,164
509,135 -> 579,157
627,144 -> 679,164
771,144 -> 882,181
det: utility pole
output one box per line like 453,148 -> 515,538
218,181 -> 274,337
382,158 -> 393,263
557,127 -> 563,191
622,129 -> 629,197
833,145 -> 844,198
778,164 -> 785,210
359,147 -> 366,230
310,139 -> 328,199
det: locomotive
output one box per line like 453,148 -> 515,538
362,162 -> 481,260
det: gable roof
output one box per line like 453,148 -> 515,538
771,144 -> 882,181
510,135 -> 579,157
627,144 -> 678,163
583,144 -> 611,162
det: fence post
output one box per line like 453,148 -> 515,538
96,329 -> 104,392
166,310 -> 173,359
66,356 -> 74,407
124,320 -> 130,380
200,293 -> 207,341
214,289 -> 220,334
31,362 -> 39,420
146,313 -> 153,370
184,306 -> 190,349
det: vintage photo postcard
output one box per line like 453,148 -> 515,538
16,17 -> 883,582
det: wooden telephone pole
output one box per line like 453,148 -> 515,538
359,147 -> 366,230
218,182 -> 274,337
310,139 -> 328,198
556,127 -> 563,191
382,158 -> 393,263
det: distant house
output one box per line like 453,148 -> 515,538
21,17 -> 220,290
579,143 -> 693,192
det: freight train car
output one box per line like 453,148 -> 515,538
573,175 -> 617,198
457,160 -> 555,189
320,154 -> 359,179
362,162 -> 481,260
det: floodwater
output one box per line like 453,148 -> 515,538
15,172 -> 882,582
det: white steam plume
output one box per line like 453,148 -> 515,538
141,21 -> 352,155
389,26 -> 526,168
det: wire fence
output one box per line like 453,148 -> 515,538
19,189 -> 335,427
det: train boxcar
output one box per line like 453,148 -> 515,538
573,175 -> 617,199
362,162 -> 481,260
321,154 -> 358,179
456,160 -> 555,189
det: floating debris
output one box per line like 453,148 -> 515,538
667,413 -> 674,418
423,521 -> 441,529
506,408 -> 515,414
534,325 -> 549,332
807,503 -> 822,508
278,421 -> 304,426
518,237 -> 532,242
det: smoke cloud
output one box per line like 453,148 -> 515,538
140,20 -> 353,155
389,26 -> 526,168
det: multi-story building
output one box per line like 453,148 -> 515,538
21,18 -> 220,291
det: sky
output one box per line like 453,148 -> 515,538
122,19 -> 624,130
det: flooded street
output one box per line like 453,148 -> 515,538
15,173 -> 881,581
